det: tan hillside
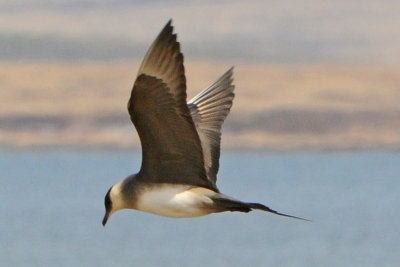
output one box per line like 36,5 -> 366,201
1,62 -> 400,149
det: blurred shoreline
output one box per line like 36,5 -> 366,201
1,61 -> 400,150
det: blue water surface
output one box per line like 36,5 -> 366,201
1,149 -> 399,266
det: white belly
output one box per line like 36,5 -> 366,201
136,184 -> 216,218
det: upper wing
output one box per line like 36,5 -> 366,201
137,20 -> 187,111
188,68 -> 235,187
128,21 -> 214,190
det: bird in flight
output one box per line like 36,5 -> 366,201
102,20 -> 308,226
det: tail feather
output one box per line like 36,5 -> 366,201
211,196 -> 249,212
247,203 -> 311,221
213,197 -> 310,221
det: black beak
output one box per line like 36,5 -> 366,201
102,211 -> 109,226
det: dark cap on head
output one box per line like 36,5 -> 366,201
102,187 -> 112,226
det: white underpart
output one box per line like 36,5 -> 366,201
136,184 -> 216,218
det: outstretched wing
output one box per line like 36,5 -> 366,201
128,21 -> 215,191
188,68 -> 235,187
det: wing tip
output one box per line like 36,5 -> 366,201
159,19 -> 174,39
163,19 -> 174,34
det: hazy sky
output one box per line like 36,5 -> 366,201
1,0 -> 400,64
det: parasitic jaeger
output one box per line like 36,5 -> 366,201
102,20 -> 308,226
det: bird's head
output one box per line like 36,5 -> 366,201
102,182 -> 125,226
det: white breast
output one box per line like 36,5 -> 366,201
136,184 -> 216,218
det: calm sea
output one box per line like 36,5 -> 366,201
1,150 -> 399,266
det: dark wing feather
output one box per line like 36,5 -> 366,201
137,20 -> 187,114
188,68 -> 235,186
128,21 -> 215,190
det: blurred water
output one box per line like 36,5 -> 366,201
1,150 -> 399,266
